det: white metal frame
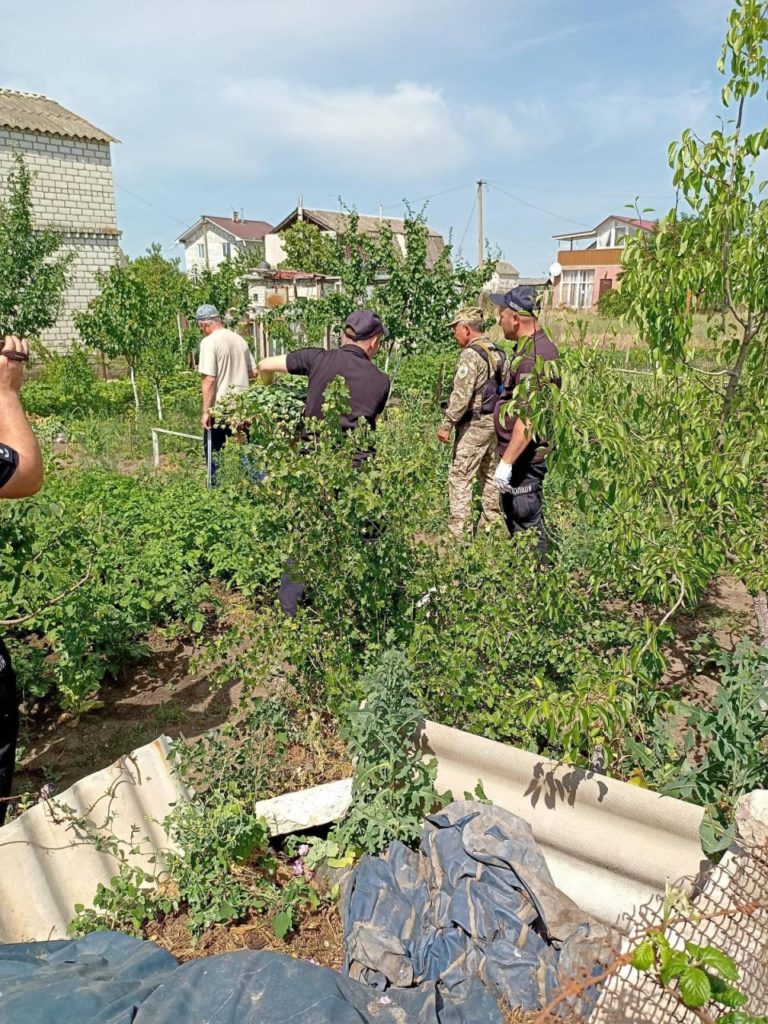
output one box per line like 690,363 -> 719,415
151,427 -> 203,468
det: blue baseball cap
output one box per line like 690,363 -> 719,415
489,286 -> 541,316
343,310 -> 389,341
195,304 -> 221,322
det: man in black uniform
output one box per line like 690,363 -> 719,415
258,309 -> 391,612
0,335 -> 44,824
490,287 -> 560,555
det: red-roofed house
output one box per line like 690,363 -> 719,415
177,212 -> 274,275
551,214 -> 655,309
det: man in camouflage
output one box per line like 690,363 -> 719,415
437,306 -> 504,539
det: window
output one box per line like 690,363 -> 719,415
222,242 -> 231,259
197,243 -> 205,258
561,269 -> 594,309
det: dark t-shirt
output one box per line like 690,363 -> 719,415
0,443 -> 19,490
0,447 -> 19,663
493,328 -> 560,464
285,345 -> 391,462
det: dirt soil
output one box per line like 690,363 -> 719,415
145,900 -> 346,970
14,587 -> 350,801
661,575 -> 755,688
15,628 -> 244,797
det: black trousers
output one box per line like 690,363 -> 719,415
501,461 -> 548,556
278,518 -> 382,618
0,638 -> 18,826
203,425 -> 233,487
204,425 -> 259,487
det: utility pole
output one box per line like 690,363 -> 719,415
476,179 -> 485,268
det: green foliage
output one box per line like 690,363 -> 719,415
162,796 -> 272,931
0,153 -> 74,338
659,641 -> 768,854
0,466 -> 258,710
406,531 -> 652,764
390,349 -> 454,402
631,928 -> 759,1018
332,650 -> 445,854
186,246 -> 259,328
22,346 -> 129,418
262,207 -> 492,360
71,864 -> 171,937
279,219 -> 338,276
596,286 -> 627,318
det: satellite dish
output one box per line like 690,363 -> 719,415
549,261 -> 563,278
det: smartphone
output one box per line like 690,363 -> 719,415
0,339 -> 29,362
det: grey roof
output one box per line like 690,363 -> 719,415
0,89 -> 118,143
494,260 -> 519,275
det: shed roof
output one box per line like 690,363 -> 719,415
0,88 -> 117,143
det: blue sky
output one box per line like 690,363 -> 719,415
1,0 -> 735,274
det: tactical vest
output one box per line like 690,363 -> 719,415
467,341 -> 506,419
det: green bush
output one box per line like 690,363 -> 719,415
596,286 -> 627,317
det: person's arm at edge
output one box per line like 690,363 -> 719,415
0,341 -> 43,498
201,375 -> 216,429
257,355 -> 289,385
500,416 -> 532,466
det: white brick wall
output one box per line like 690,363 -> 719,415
0,127 -> 120,351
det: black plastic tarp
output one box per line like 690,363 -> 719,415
0,932 -> 500,1023
343,801 -> 612,1016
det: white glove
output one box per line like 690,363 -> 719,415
494,460 -> 513,493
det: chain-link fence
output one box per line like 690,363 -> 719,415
531,837 -> 768,1023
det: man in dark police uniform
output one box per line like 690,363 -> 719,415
258,309 -> 391,612
490,287 -> 560,555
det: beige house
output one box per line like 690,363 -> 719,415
177,214 -> 273,275
265,206 -> 445,270
0,88 -> 121,351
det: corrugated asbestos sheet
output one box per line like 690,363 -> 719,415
0,736 -> 185,942
0,723 -> 707,944
0,89 -> 118,142
421,720 -> 707,926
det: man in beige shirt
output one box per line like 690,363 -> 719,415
196,304 -> 256,484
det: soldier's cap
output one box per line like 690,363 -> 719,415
446,305 -> 485,328
343,309 -> 389,341
489,285 -> 541,316
195,303 -> 221,322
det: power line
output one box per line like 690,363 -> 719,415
455,194 -> 477,258
380,181 -> 472,211
114,182 -> 188,227
485,182 -> 591,227
488,179 -> 671,200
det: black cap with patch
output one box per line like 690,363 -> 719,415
489,285 -> 541,316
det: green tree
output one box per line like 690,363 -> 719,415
0,153 -> 74,339
187,247 -> 259,327
618,0 -> 768,641
371,211 -> 492,366
263,207 -> 492,365
278,220 -> 337,276
76,245 -> 187,416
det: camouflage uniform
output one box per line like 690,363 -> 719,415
442,336 -> 502,538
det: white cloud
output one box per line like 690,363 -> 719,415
223,79 -> 467,177
573,85 -> 712,147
